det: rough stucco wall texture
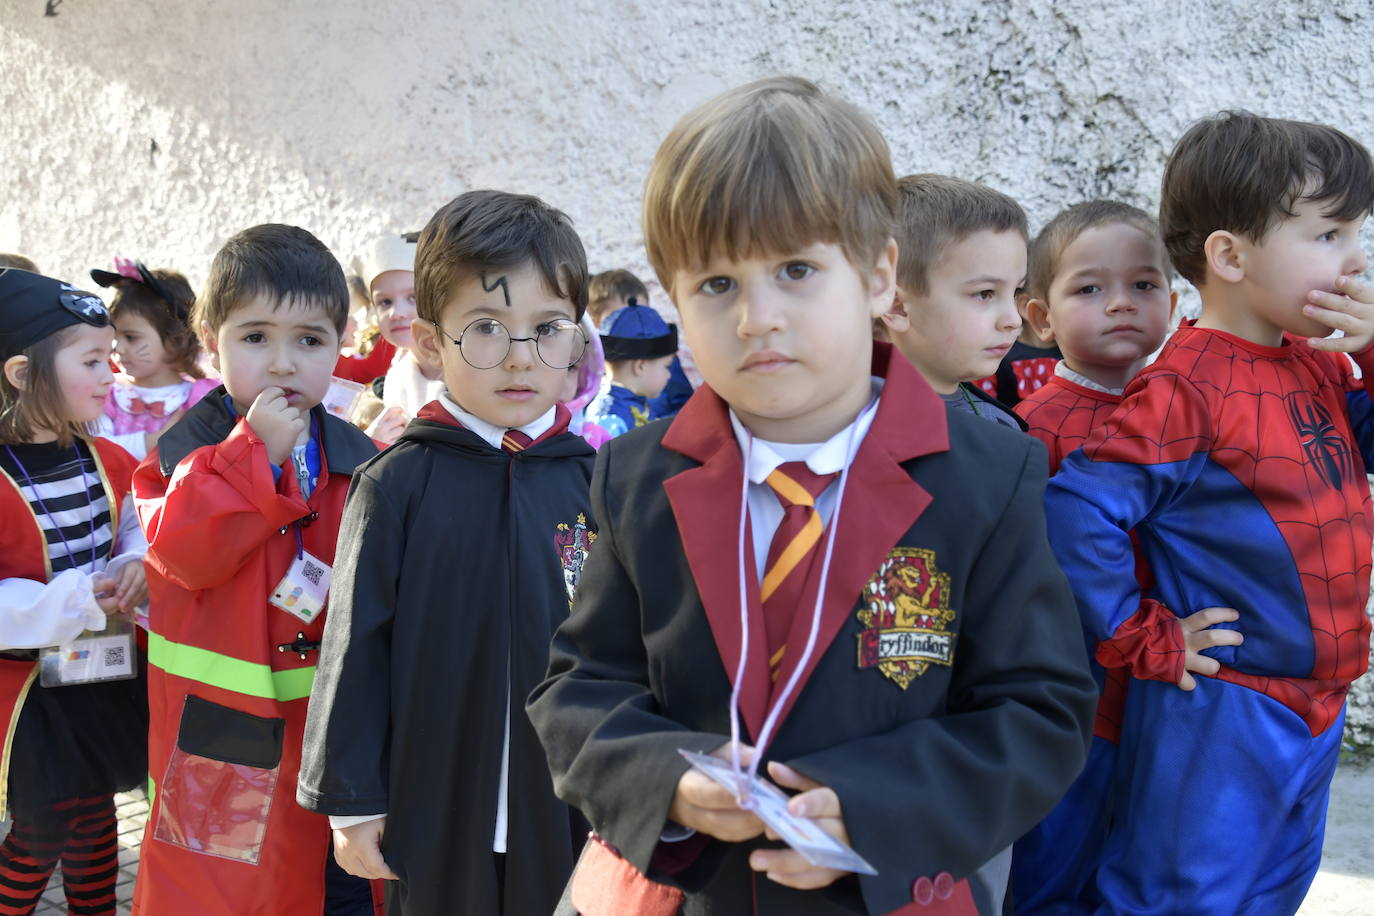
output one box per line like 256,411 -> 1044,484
5,0 -> 1374,289
3,1 -> 1374,743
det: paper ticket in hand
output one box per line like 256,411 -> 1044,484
678,749 -> 878,875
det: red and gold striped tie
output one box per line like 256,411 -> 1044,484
761,461 -> 837,681
501,428 -> 533,454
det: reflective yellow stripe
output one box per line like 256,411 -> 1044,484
147,632 -> 315,702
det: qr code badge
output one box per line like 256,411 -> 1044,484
301,560 -> 325,588
94,633 -> 135,678
103,644 -> 127,669
270,551 -> 333,624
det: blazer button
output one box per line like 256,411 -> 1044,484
933,871 -> 954,900
912,875 -> 934,905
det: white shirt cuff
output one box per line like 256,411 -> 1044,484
329,813 -> 386,830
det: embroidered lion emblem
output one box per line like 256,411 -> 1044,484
554,513 -> 598,608
856,547 -> 957,689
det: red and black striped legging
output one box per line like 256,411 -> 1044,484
0,795 -> 118,916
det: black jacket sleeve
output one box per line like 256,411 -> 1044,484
786,442 -> 1095,915
297,468 -> 402,815
527,445 -> 724,874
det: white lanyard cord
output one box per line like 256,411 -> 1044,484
728,402 -> 871,807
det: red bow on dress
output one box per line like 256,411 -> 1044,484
128,397 -> 167,418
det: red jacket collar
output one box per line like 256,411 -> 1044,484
660,341 -> 947,739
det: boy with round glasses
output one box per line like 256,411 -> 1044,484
298,189 -> 599,916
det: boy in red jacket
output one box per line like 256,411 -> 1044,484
132,224 -> 379,915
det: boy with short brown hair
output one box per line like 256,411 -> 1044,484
1045,111 -> 1374,914
299,189 -> 598,916
1009,200 -> 1175,913
529,76 -> 1095,916
878,174 -> 1028,427
133,224 -> 379,915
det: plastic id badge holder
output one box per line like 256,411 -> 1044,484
39,616 -> 136,687
268,551 -> 332,624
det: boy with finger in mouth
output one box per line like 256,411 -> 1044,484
1045,112 -> 1374,914
133,224 -> 380,915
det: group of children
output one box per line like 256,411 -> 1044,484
0,74 -> 1370,916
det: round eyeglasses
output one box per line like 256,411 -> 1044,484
433,318 -> 587,370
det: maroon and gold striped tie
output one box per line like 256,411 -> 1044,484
761,461 -> 837,681
501,429 -> 533,454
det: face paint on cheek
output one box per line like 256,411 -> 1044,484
481,271 -> 512,307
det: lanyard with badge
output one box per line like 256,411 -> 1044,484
268,433 -> 333,625
5,444 -> 138,688
677,400 -> 879,876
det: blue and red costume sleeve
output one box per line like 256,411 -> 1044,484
1044,371 -> 1215,685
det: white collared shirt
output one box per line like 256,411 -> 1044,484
328,392 -> 556,853
439,391 -> 556,449
728,379 -> 883,577
1055,361 -> 1124,396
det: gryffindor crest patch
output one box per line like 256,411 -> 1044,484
856,547 -> 957,689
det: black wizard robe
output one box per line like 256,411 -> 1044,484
298,401 -> 597,915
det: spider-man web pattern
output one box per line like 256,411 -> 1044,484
1051,325 -> 1374,738
1038,325 -> 1374,913
1019,374 -> 1121,476
1019,373 -> 1137,743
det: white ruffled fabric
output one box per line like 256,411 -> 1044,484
0,569 -> 107,650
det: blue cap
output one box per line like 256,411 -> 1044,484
599,302 -> 678,361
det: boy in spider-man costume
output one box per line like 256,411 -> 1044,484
1045,112 -> 1374,916
1010,200 -> 1175,914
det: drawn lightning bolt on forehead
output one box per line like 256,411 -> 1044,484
481,271 -> 511,307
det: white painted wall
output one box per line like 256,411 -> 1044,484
4,0 -> 1373,296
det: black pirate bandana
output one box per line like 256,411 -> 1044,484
0,268 -> 111,360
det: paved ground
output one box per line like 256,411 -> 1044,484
1297,761 -> 1374,916
15,764 -> 1374,914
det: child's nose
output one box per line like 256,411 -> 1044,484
269,345 -> 295,374
736,286 -> 785,337
996,296 -> 1021,331
1106,290 -> 1137,313
505,335 -> 538,369
1344,247 -> 1369,278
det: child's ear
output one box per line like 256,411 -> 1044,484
1024,298 -> 1056,344
3,355 -> 29,391
199,322 -> 221,373
1167,288 -> 1180,326
1204,230 -> 1245,284
411,318 -> 442,367
866,239 -> 900,317
879,288 -> 912,334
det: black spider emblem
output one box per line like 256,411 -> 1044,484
1287,398 -> 1355,491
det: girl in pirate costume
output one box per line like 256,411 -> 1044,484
88,260 -> 218,461
0,269 -> 148,916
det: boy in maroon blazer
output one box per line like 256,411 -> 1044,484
528,76 -> 1096,916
